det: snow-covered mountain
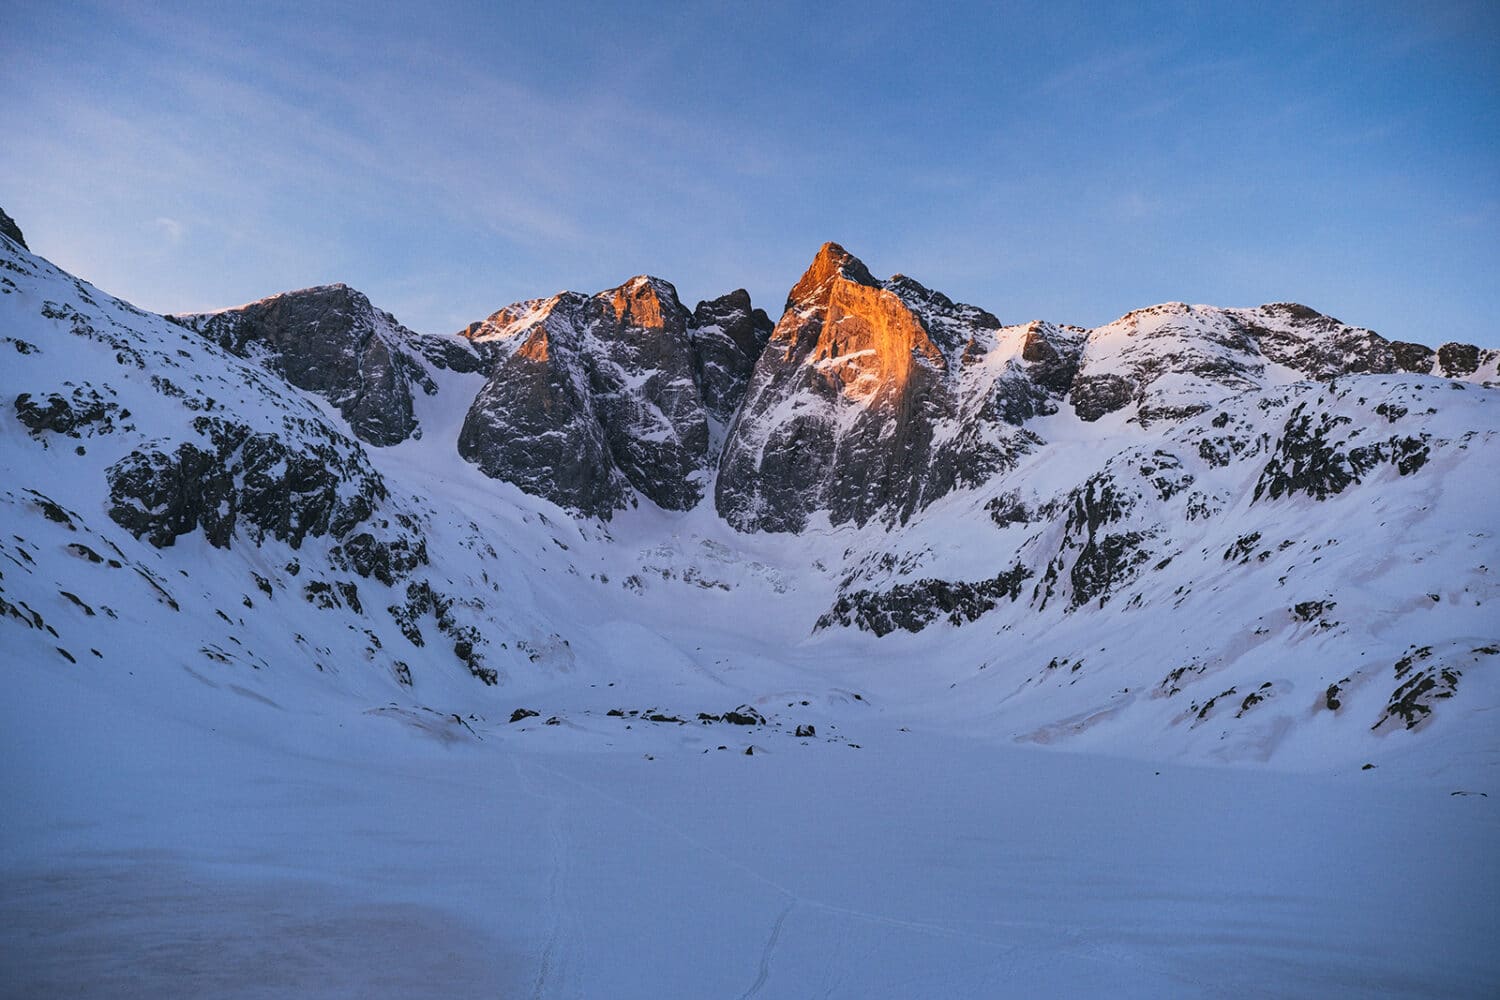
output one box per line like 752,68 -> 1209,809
6,209 -> 1499,997
3,214 -> 1496,772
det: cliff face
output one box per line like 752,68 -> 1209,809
715,243 -> 1072,532
0,205 -> 26,249
688,288 -> 773,436
456,277 -> 770,517
181,284 -> 480,447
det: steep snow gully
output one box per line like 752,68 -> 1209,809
2,212 -> 1497,997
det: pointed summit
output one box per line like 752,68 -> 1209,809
456,273 -> 713,517
605,275 -> 687,331
785,242 -> 879,310
689,288 -> 774,430
716,243 -> 1028,532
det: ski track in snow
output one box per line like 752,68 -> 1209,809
513,756 -> 571,1000
738,900 -> 794,1000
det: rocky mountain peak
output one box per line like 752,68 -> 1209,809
786,241 -> 879,309
1067,299 -> 1497,426
689,289 -> 773,431
0,205 -> 27,250
717,244 -> 1043,533
695,286 -> 753,319
459,293 -> 581,345
178,282 -> 475,447
456,275 -> 734,517
1260,301 -> 1330,323
606,275 -> 687,331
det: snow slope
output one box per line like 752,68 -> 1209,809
4,659 -> 1497,998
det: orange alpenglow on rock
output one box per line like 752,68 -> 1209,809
814,276 -> 946,400
715,242 -> 1036,533
608,276 -> 671,330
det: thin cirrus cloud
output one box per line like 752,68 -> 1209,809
1,0 -> 1496,347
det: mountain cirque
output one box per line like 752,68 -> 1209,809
2,206 -> 1498,770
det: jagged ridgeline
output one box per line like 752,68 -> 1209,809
455,278 -> 770,516
442,240 -> 1496,533
2,203 -> 1496,761
160,235 -> 1498,537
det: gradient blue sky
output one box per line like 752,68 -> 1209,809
4,1 -> 1497,345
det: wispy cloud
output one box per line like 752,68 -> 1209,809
1035,42 -> 1178,97
153,217 -> 185,244
3,1 -> 1495,347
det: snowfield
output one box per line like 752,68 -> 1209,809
1,228 -> 1497,997
3,660 -> 1497,998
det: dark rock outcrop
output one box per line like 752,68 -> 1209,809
722,705 -> 766,726
688,289 -> 773,429
181,285 -> 477,446
1437,342 -> 1480,378
1390,341 -> 1436,374
0,206 -> 26,249
817,564 -> 1032,636
1070,374 -> 1135,422
1021,323 -> 1084,393
457,277 -> 771,518
15,388 -> 122,438
1252,401 -> 1431,504
105,414 -> 403,562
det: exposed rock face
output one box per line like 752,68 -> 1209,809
1251,402 -> 1431,503
14,388 -> 122,438
457,277 -> 727,517
1070,374 -> 1135,423
1021,323 -> 1084,392
1437,342 -> 1481,378
458,291 -> 631,518
716,243 -> 1066,532
815,564 -> 1032,636
181,285 -> 479,446
106,414 -> 391,551
688,289 -> 773,432
0,206 -> 26,249
1238,302 -> 1403,379
1390,341 -> 1436,373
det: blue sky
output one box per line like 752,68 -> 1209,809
4,1 -> 1497,345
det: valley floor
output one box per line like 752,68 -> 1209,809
3,658 -> 1496,999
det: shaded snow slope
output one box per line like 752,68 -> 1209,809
4,660 -> 1497,998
